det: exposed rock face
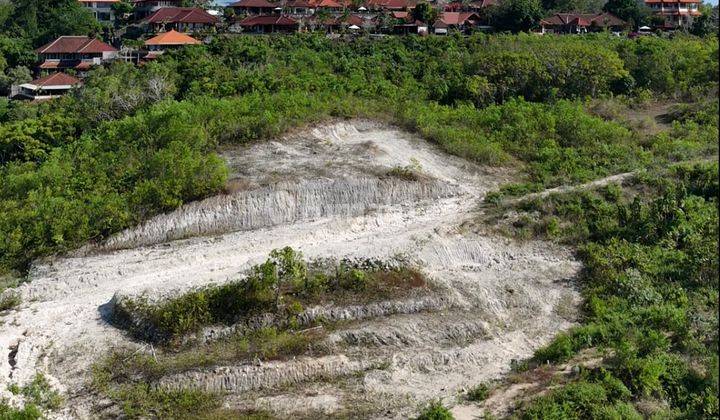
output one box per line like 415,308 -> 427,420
159,355 -> 371,393
99,178 -> 460,252
0,121 -> 581,419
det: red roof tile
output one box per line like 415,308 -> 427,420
540,12 -> 626,27
29,72 -> 82,88
238,15 -> 298,25
36,36 -> 117,54
314,0 -> 343,8
146,8 -> 219,24
145,30 -> 201,45
229,0 -> 276,7
437,11 -> 480,25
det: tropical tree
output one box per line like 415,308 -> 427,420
603,0 -> 650,28
491,0 -> 543,32
4,0 -> 100,46
412,2 -> 439,23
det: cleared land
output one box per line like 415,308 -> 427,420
0,121 -> 581,418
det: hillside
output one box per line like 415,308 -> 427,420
0,33 -> 718,419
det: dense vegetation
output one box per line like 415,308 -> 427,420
0,34 -> 717,279
483,158 -> 718,418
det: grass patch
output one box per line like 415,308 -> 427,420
92,333 -> 296,420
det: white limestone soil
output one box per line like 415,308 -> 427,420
0,121 -> 581,418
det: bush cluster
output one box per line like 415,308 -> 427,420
113,247 -> 426,343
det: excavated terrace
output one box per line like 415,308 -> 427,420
0,120 -> 581,418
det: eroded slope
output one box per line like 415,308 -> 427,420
0,121 -> 581,418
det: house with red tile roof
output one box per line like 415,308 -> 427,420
281,0 -> 344,15
78,0 -> 120,23
539,12 -> 627,33
35,36 -> 118,75
142,30 -> 200,61
433,11 -> 481,34
644,0 -> 701,28
366,0 -> 416,11
11,72 -> 82,101
145,7 -> 219,32
145,30 -> 201,49
238,15 -> 299,32
230,0 -> 278,15
133,0 -> 183,19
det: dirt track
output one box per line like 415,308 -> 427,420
0,121 -> 581,418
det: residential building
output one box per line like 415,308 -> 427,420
143,30 -> 200,60
392,13 -> 427,34
35,36 -> 118,75
145,7 -> 220,32
78,0 -> 120,23
539,12 -> 628,33
238,15 -> 299,32
230,0 -> 278,15
644,0 -> 701,28
11,73 -> 82,101
133,0 -> 183,19
366,0 -> 416,11
433,11 -> 481,34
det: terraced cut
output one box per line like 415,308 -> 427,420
0,121 -> 582,418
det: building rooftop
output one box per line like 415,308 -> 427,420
145,7 -> 219,24
238,15 -> 299,25
36,36 -> 118,54
229,0 -> 276,7
145,30 -> 202,46
24,72 -> 83,89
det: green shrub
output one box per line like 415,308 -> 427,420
466,383 -> 490,402
416,400 -> 454,420
0,400 -> 42,420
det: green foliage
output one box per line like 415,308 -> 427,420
603,0 -> 651,28
113,248 -> 427,343
0,35 -> 716,275
542,0 -> 604,13
3,0 -> 101,47
490,0 -> 544,32
92,329 -> 302,419
416,400 -> 455,420
0,400 -> 42,420
412,2 -> 439,24
18,374 -> 63,411
497,162 -> 719,418
466,383 -> 490,402
521,381 -> 641,419
106,383 -> 220,419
